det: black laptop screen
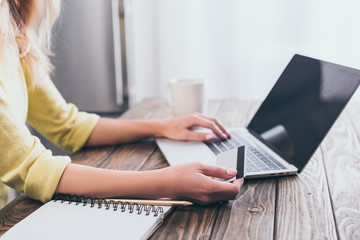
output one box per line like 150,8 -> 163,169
247,54 -> 360,172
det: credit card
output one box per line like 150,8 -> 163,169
236,145 -> 246,179
215,145 -> 246,181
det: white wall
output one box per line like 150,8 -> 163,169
124,0 -> 360,105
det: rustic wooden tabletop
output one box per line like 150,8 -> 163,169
0,98 -> 359,239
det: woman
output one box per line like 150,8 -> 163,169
0,0 -> 243,208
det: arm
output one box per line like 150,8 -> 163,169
0,71 -> 71,203
66,112 -> 238,204
55,162 -> 243,205
61,114 -> 240,204
85,113 -> 231,146
27,71 -> 99,153
16,64 -> 240,204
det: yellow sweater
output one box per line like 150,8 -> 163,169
0,62 -> 99,204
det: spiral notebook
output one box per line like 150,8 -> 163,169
1,195 -> 173,240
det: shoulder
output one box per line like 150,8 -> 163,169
21,60 -> 50,90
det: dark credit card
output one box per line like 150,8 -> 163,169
236,145 -> 246,179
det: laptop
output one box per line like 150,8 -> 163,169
156,54 -> 360,178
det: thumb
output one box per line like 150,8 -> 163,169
200,164 -> 238,179
232,178 -> 244,190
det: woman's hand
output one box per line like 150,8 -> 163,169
56,162 -> 243,205
160,162 -> 244,205
159,113 -> 231,141
86,113 -> 230,146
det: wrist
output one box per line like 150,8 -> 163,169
150,119 -> 167,138
156,167 -> 176,198
135,168 -> 174,199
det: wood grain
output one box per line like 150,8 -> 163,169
211,179 -> 276,240
320,102 -> 360,239
150,99 -> 277,240
120,98 -> 169,120
140,149 -> 169,171
275,149 -> 337,240
207,99 -> 260,128
98,98 -> 173,171
150,204 -> 221,240
344,102 -> 360,136
209,100 -> 277,240
98,141 -> 157,171
71,146 -> 119,167
146,99 -> 223,240
2,98 -> 358,239
0,195 -> 42,235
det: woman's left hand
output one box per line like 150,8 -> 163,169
159,113 -> 231,141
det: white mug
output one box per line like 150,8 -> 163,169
168,78 -> 205,117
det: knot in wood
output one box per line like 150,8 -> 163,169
248,206 -> 262,214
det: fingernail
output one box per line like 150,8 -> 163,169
226,169 -> 237,176
205,134 -> 214,140
222,133 -> 228,139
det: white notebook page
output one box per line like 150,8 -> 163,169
1,200 -> 172,240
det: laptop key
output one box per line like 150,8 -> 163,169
223,140 -> 235,149
214,141 -> 227,152
248,154 -> 272,171
206,131 -> 288,172
204,142 -> 221,155
268,156 -> 287,169
246,160 -> 260,172
228,138 -> 242,147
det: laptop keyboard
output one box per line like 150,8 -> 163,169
204,131 -> 287,173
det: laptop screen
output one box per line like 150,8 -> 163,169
247,54 -> 360,172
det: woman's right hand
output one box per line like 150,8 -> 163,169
55,162 -> 243,206
160,162 -> 244,205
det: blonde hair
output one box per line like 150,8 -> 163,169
0,0 -> 61,86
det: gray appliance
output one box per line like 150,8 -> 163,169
51,0 -> 128,113
27,0 -> 128,157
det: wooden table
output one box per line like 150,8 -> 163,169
1,98 -> 360,239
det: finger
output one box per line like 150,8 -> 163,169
195,114 -> 231,138
181,131 -> 214,141
192,115 -> 228,140
200,164 -> 238,179
204,180 -> 240,203
232,178 -> 244,190
211,178 -> 244,198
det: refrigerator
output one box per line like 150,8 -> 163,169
51,0 -> 128,114
28,0 -> 128,156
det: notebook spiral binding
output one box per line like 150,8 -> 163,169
53,194 -> 164,217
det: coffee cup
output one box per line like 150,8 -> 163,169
168,78 -> 205,117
